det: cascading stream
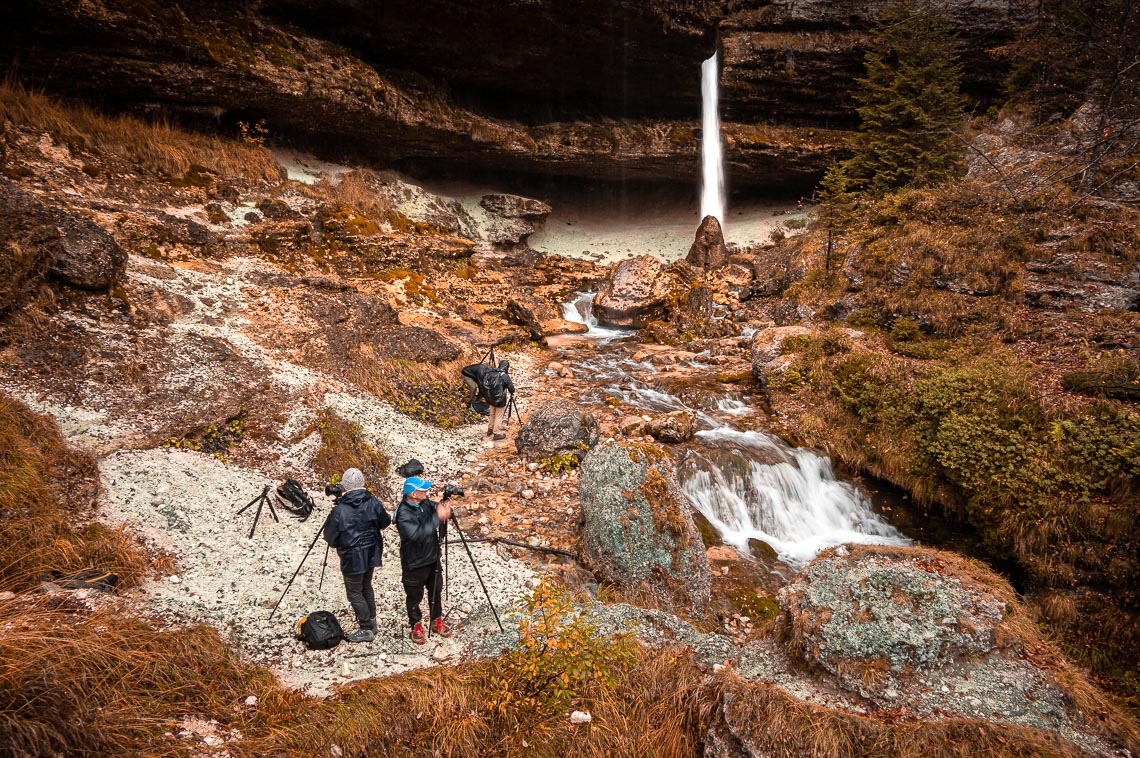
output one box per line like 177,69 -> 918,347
558,294 -> 909,566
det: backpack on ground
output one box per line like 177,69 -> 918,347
276,478 -> 315,520
296,611 -> 343,650
478,368 -> 508,407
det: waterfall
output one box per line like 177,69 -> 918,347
679,428 -> 910,566
561,292 -> 630,340
700,51 -> 725,225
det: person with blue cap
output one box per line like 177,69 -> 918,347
322,467 -> 391,643
394,475 -> 451,644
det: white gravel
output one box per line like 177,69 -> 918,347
99,448 -> 535,696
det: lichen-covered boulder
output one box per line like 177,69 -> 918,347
49,210 -> 127,290
749,325 -> 810,385
579,441 -> 710,617
515,402 -> 599,460
646,409 -> 696,443
778,545 -> 1013,703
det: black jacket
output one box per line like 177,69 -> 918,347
394,497 -> 445,571
323,489 -> 391,575
461,363 -> 516,405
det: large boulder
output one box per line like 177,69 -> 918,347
49,210 -> 128,290
685,215 -> 729,270
506,293 -> 589,340
515,402 -> 599,460
592,254 -> 689,327
778,545 -> 1015,706
578,441 -> 711,617
749,325 -> 811,385
0,179 -> 57,314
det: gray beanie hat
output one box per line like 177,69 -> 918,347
342,468 -> 365,492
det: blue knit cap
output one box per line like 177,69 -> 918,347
402,476 -> 432,496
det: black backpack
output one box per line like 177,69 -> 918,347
297,611 -> 343,650
276,479 -> 315,520
479,368 -> 508,407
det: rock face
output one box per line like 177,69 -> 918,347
749,325 -> 811,384
506,294 -> 589,340
578,442 -> 710,617
49,211 -> 127,290
685,215 -> 729,270
0,180 -> 58,314
778,545 -> 1015,705
515,402 -> 599,461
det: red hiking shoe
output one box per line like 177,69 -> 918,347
411,622 -> 426,645
432,617 -> 452,638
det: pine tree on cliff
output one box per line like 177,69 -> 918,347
845,1 -> 966,194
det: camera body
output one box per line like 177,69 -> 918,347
442,483 -> 465,498
324,482 -> 345,498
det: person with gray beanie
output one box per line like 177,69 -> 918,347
322,467 -> 391,643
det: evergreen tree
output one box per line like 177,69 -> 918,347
815,163 -> 856,276
845,1 -> 967,194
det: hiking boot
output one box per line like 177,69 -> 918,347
411,622 -> 426,645
364,619 -> 378,632
345,628 -> 375,643
486,428 -> 494,436
493,433 -> 506,441
431,617 -> 452,638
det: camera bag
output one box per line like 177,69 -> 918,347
296,611 -> 343,650
276,479 -> 315,520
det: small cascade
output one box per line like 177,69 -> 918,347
561,292 -> 630,340
700,51 -> 725,225
679,429 -> 909,566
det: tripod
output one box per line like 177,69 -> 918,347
439,494 -> 503,633
236,485 -> 279,539
268,513 -> 331,621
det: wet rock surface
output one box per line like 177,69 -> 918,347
507,293 -> 589,340
646,409 -> 697,443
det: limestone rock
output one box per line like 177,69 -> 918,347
592,255 -> 687,327
515,402 -> 599,460
49,210 -> 127,290
685,215 -> 729,270
578,441 -> 711,616
778,545 -> 1012,704
646,410 -> 697,443
480,194 -> 552,220
507,293 -> 589,340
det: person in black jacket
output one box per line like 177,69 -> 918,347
460,359 -> 516,441
323,467 -> 391,643
394,476 -> 451,644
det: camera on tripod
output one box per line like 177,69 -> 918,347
324,481 -> 345,498
442,483 -> 465,498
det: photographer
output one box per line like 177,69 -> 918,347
460,359 -> 516,441
322,468 -> 391,643
394,476 -> 451,644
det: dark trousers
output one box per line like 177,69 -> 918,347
402,561 -> 442,628
343,568 -> 376,627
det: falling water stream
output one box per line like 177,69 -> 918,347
562,294 -> 909,567
700,51 -> 725,225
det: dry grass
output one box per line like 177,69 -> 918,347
346,356 -> 481,429
0,78 -> 284,182
307,409 -> 390,497
0,393 -> 149,592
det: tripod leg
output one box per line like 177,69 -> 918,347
450,514 -> 503,632
236,490 -> 263,516
248,493 -> 265,539
265,487 -> 280,523
268,516 -> 330,621
318,543 -> 330,591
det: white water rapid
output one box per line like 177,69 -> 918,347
700,51 -> 725,225
556,303 -> 909,566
